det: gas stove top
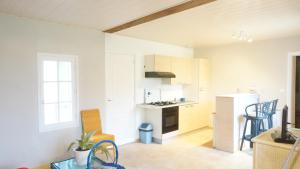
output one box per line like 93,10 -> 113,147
147,101 -> 177,106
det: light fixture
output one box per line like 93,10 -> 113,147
232,31 -> 253,43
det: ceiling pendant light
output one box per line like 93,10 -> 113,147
232,31 -> 253,43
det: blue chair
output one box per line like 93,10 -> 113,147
87,140 -> 125,169
240,101 -> 272,150
267,99 -> 278,129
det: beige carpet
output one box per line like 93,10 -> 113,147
118,128 -> 253,169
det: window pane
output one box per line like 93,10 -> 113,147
59,61 -> 72,81
59,82 -> 72,102
44,103 -> 58,124
59,103 -> 73,122
43,61 -> 57,81
43,82 -> 58,103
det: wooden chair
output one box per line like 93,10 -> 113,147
81,109 -> 115,143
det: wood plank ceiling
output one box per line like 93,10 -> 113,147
1,0 -> 300,47
0,0 -> 190,30
104,0 -> 216,33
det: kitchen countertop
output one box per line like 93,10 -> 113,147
216,93 -> 259,98
137,101 -> 198,109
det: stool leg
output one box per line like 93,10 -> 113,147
240,119 -> 248,151
268,115 -> 273,129
255,119 -> 260,136
258,120 -> 265,133
261,120 -> 265,132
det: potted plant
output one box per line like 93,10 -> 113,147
68,131 -> 96,166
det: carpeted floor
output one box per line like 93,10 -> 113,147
118,128 -> 253,169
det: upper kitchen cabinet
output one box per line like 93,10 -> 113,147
171,57 -> 193,84
198,58 -> 210,89
144,55 -> 193,84
144,55 -> 172,72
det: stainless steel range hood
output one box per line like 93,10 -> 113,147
145,71 -> 176,78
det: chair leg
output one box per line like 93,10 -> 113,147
255,119 -> 260,136
240,119 -> 248,151
268,115 -> 273,129
259,120 -> 265,133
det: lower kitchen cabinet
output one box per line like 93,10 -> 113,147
179,103 -> 209,134
179,105 -> 190,134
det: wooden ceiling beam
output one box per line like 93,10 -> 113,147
103,0 -> 216,33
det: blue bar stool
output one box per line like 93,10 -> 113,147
267,99 -> 278,129
240,102 -> 272,150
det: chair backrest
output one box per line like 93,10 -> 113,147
81,109 -> 102,135
261,101 -> 272,116
245,103 -> 259,117
245,102 -> 270,118
271,99 -> 279,114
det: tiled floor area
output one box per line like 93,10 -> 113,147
118,128 -> 253,169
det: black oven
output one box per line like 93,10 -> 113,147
162,106 -> 179,134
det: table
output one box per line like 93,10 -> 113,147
252,128 -> 300,169
51,157 -> 115,169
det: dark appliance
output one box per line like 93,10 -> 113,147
272,105 -> 296,144
296,56 -> 300,128
162,106 -> 179,134
145,71 -> 176,78
148,101 -> 177,106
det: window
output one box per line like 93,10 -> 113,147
38,53 -> 78,132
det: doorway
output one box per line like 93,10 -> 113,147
105,52 -> 136,144
295,56 -> 300,128
287,52 -> 300,128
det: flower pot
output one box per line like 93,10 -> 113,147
75,149 -> 91,166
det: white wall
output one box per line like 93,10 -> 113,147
0,14 -> 105,168
104,34 -> 194,144
195,36 -> 300,125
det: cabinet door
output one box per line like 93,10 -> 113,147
188,104 -> 199,131
198,58 -> 209,88
179,105 -> 189,134
154,55 -> 172,72
195,95 -> 210,128
171,58 -> 192,84
184,58 -> 193,84
179,104 -> 200,134
171,57 -> 183,84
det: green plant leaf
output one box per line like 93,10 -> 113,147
85,130 -> 97,141
68,130 -> 97,151
67,142 -> 77,151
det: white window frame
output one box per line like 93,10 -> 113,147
37,53 -> 79,132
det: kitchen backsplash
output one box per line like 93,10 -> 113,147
160,85 -> 183,101
144,85 -> 183,103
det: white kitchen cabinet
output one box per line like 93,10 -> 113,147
179,105 -> 190,134
144,55 -> 193,84
171,57 -> 193,84
178,58 -> 211,135
198,58 -> 210,89
196,95 -> 210,128
144,55 -> 172,72
179,103 -> 207,134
